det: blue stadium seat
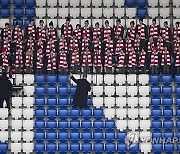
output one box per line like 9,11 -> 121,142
105,132 -> 115,142
58,143 -> 68,153
58,86 -> 68,97
47,109 -> 57,119
161,74 -> 172,85
176,98 -> 180,107
94,143 -> 104,153
162,86 -> 172,97
47,98 -> 57,108
129,144 -> 139,153
35,86 -> 46,97
14,8 -> 24,19
152,132 -> 162,140
82,132 -> 92,142
164,143 -> 174,154
82,143 -> 92,153
93,108 -> 103,120
164,132 -> 174,140
58,98 -> 68,108
177,109 -> 180,118
93,120 -> 104,131
163,109 -> 173,119
47,132 -> 57,142
152,120 -> 162,131
34,143 -> 45,154
81,120 -> 92,131
178,144 -> 180,152
162,98 -> 173,108
0,9 -> 10,18
175,74 -> 180,85
35,109 -> 45,119
46,120 -> 57,130
70,108 -> 80,119
58,109 -> 68,119
35,74 -> 45,85
70,132 -> 80,142
70,143 -> 80,154
117,144 -> 127,153
13,19 -> 23,27
46,75 -> 57,85
87,98 -> 92,106
163,120 -> 174,131
70,120 -> 80,131
177,132 -> 180,139
152,144 -> 163,154
58,74 -> 69,85
137,0 -> 147,8
24,19 -> 29,26
137,8 -> 147,19
25,8 -> 35,19
176,86 -> 180,97
35,98 -> 45,108
58,132 -> 68,142
151,108 -> 162,119
0,143 -> 8,153
47,86 -> 57,97
82,108 -> 92,119
35,132 -> 45,142
35,120 -> 45,131
105,143 -> 116,153
151,86 -> 161,97
46,143 -> 56,154
93,132 -> 103,142
151,97 -> 161,108
14,0 -> 24,6
117,132 -> 127,143
58,120 -> 68,130
25,0 -> 35,7
150,74 -> 159,85
177,121 -> 180,130
105,120 -> 115,131
0,0 -> 10,6
125,0 -> 135,7
70,86 -> 77,96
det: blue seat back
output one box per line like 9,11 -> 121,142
46,120 -> 57,130
35,109 -> 45,119
25,0 -> 35,7
162,86 -> 172,96
137,8 -> 147,18
35,86 -> 46,97
47,132 -> 57,142
117,132 -> 127,143
94,143 -> 104,153
47,143 -> 56,154
117,143 -> 127,153
105,143 -> 116,153
58,143 -> 68,153
137,0 -> 147,8
34,143 -> 45,153
47,86 -> 57,96
47,98 -> 57,108
46,75 -> 57,85
93,108 -> 103,120
35,74 -> 45,85
25,8 -> 35,19
70,143 -> 80,153
0,9 -> 10,18
0,143 -> 8,153
125,0 -> 135,7
58,109 -> 68,119
35,132 -> 45,142
58,120 -> 68,130
58,74 -> 69,85
13,19 -> 23,27
82,132 -> 92,142
58,98 -> 68,107
161,74 -> 172,85
151,86 -> 161,97
58,132 -> 68,142
58,86 -> 68,97
150,74 -> 159,85
47,109 -> 57,119
70,132 -> 80,142
35,120 -> 45,130
35,98 -> 45,108
175,74 -> 180,85
152,144 -> 163,154
82,108 -> 92,119
82,143 -> 92,153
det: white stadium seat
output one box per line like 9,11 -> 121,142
92,0 -> 102,7
126,19 -> 136,27
93,74 -> 103,85
11,120 -> 22,131
58,19 -> 66,28
11,143 -> 22,154
148,0 -> 158,7
92,97 -> 103,108
128,120 -> 139,131
173,0 -> 180,7
114,8 -> 125,18
127,86 -> 138,96
138,74 -> 149,85
160,8 -> 170,18
93,86 -> 103,96
23,86 -> 35,97
104,86 -> 115,96
35,19 -> 46,27
0,120 -> 8,131
58,0 -> 69,7
173,19 -> 180,26
22,143 -> 34,153
127,97 -> 138,108
47,0 -> 57,7
81,8 -> 91,18
116,120 -> 127,131
15,74 -> 23,85
81,0 -> 91,7
115,0 -> 124,7
139,86 -> 150,97
47,8 -> 58,18
0,131 -> 8,142
127,131 -> 139,143
71,74 -> 81,86
70,8 -> 80,18
58,8 -> 69,18
36,0 -> 46,7
127,74 -> 136,85
104,97 -> 115,108
103,0 -> 113,7
140,131 -> 151,142
126,8 -> 137,18
92,19 -> 103,27
102,19 -> 114,27
103,8 -> 113,18
11,131 -> 22,142
148,8 -> 158,18
173,8 -> 180,18
0,108 -> 8,119
104,108 -> 115,120
160,19 -> 170,27
24,74 -> 34,85
104,74 -> 114,85
159,0 -> 170,7
128,108 -> 139,119
116,109 -> 127,119
12,97 -> 23,108
139,108 -> 150,120
23,97 -> 34,108
23,108 -> 34,119
22,131 -> 34,142
116,97 -> 126,108
140,120 -> 151,130
139,97 -> 150,108
70,0 -> 80,7
36,8 -> 46,18
0,19 -> 9,28
87,74 -> 92,83
11,108 -> 22,120
92,8 -> 103,18
140,143 -> 152,154
23,120 -> 34,131
120,19 -> 125,27
116,86 -> 126,96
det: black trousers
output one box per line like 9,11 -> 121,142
0,98 -> 10,109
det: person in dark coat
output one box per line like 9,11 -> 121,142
0,72 -> 12,109
70,73 -> 91,108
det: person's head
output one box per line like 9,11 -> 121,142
105,20 -> 109,27
4,35 -> 8,41
127,34 -> 131,40
136,32 -> 140,38
116,19 -> 121,26
178,46 -> 180,52
37,46 -> 42,51
152,18 -> 156,25
96,35 -> 100,41
76,24 -> 81,29
29,34 -> 33,40
175,21 -> 180,28
118,36 -> 122,41
30,19 -> 34,25
49,35 -> 53,41
16,21 -> 20,28
66,17 -> 71,24
164,21 -> 168,27
38,36 -> 42,42
85,46 -> 89,52
16,46 -> 21,52
149,36 -> 153,42
177,35 -> 180,41
130,21 -> 135,27
164,46 -> 168,51
61,34 -> 65,40
139,19 -> 143,24
39,20 -> 44,26
5,22 -> 9,29
49,21 -> 54,28
84,20 -> 89,27
17,36 -> 21,42
95,22 -> 99,29
108,35 -> 111,41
